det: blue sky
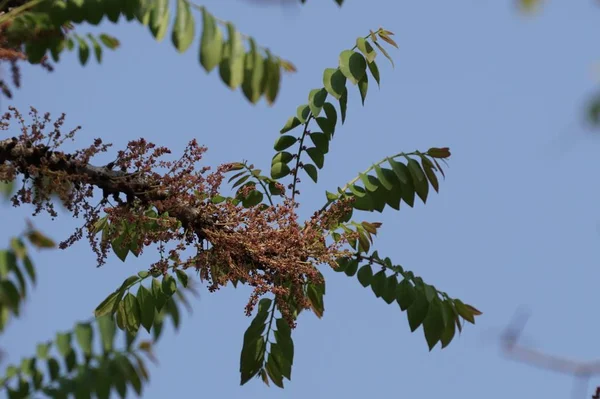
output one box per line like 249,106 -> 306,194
2,0 -> 600,398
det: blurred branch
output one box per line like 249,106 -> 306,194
501,309 -> 600,398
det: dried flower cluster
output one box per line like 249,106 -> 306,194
0,107 -> 355,324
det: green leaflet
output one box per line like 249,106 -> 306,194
367,60 -> 381,87
310,133 -> 329,154
274,135 -> 297,151
172,0 -> 195,52
338,50 -> 366,85
200,8 -> 223,72
137,285 -> 155,333
263,51 -> 281,105
242,38 -> 265,104
358,73 -> 368,105
303,163 -> 318,183
280,116 -> 302,134
357,265 -> 373,287
149,0 -> 169,41
271,163 -> 291,180
356,37 -> 377,63
323,68 -> 347,100
74,323 -> 93,356
306,147 -> 325,169
407,288 -> 429,332
308,88 -> 328,117
423,299 -> 445,350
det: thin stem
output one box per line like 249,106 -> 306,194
0,0 -> 44,25
290,114 -> 313,201
261,298 -> 278,365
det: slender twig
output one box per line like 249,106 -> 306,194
290,114 -> 313,201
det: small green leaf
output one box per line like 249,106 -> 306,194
74,323 -> 93,356
303,163 -> 318,183
172,0 -> 195,52
315,117 -> 335,137
231,174 -> 250,188
344,258 -> 359,277
97,315 -> 116,352
382,275 -> 398,304
111,234 -> 129,262
0,250 -> 16,278
274,135 -> 297,151
338,50 -> 367,84
55,332 -> 72,357
440,302 -> 457,348
323,102 -> 338,128
356,37 -> 377,63
124,293 -> 141,334
360,173 -> 378,192
367,60 -> 381,87
374,164 -> 393,190
36,342 -> 50,359
175,269 -> 189,288
280,116 -> 301,134
266,351 -> 285,388
308,88 -> 328,117
263,51 -> 281,105
339,87 -> 348,124
149,0 -> 169,41
26,230 -> 55,249
20,357 -> 35,375
421,157 -> 440,193
152,278 -> 167,312
309,133 -> 329,154
396,279 -> 415,311
306,148 -> 325,169
296,104 -> 310,123
370,270 -> 387,298
242,38 -> 265,104
272,152 -> 293,165
162,275 -> 177,296
271,163 -> 291,180
407,159 -> 428,203
86,34 -> 102,63
242,190 -> 263,207
407,289 -> 430,332
199,8 -> 223,72
47,358 -> 60,381
99,33 -> 120,49
224,22 -> 244,89
453,299 -> 476,324
423,299 -> 445,350
94,290 -> 123,317
357,265 -> 373,287
307,282 -> 325,318
166,298 -> 181,330
240,335 -> 266,385
357,73 -> 368,105
323,68 -> 346,100
137,285 -> 155,333
76,35 -> 90,66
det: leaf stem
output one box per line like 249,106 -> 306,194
290,114 -> 314,201
0,0 -> 44,25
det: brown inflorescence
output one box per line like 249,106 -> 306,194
0,106 -> 355,326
